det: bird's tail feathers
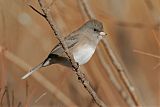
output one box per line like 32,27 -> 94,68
21,62 -> 43,80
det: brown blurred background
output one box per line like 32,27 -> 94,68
0,0 -> 159,107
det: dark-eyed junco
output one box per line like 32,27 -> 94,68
22,19 -> 106,79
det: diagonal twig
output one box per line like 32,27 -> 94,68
34,92 -> 47,104
0,88 -> 6,106
27,4 -> 46,18
46,0 -> 56,10
96,47 -> 132,104
78,0 -> 141,106
133,50 -> 160,59
78,0 -> 92,19
17,102 -> 22,107
152,63 -> 160,70
11,90 -> 14,107
34,0 -> 107,107
5,86 -> 10,107
78,0 -> 136,105
152,30 -> 160,48
102,39 -> 140,106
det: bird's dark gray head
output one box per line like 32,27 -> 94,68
84,19 -> 103,32
80,19 -> 106,41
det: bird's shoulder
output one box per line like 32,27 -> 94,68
50,32 -> 80,54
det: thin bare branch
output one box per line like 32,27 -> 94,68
78,0 -> 93,19
0,88 -> 6,106
153,63 -> 160,70
11,90 -> 14,107
46,0 -> 56,9
5,86 -> 10,107
28,4 -> 46,18
96,47 -> 134,106
25,80 -> 29,99
133,49 -> 160,59
34,92 -> 47,103
102,39 -> 141,106
36,0 -> 107,107
78,0 -> 141,106
17,102 -> 22,107
152,30 -> 160,48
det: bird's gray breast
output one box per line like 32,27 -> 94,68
72,43 -> 96,65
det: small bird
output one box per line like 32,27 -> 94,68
22,19 -> 106,79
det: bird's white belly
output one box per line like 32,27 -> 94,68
73,44 -> 95,65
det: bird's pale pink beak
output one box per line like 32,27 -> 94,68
99,31 -> 106,37
99,32 -> 106,36
98,32 -> 106,39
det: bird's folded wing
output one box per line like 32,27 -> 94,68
50,34 -> 79,55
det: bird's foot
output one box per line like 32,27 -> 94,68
72,62 -> 79,71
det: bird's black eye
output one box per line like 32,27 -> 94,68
94,28 -> 97,32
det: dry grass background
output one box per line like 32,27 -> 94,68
0,0 -> 159,107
